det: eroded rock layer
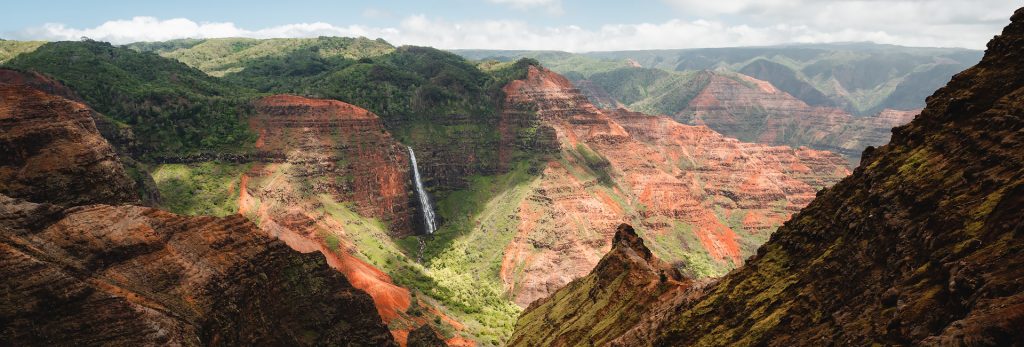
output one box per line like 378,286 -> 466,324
251,94 -> 415,234
0,194 -> 396,346
241,95 -> 467,343
508,7 -> 1024,346
496,66 -> 850,306
0,84 -> 138,206
677,71 -> 918,161
649,10 -> 1024,345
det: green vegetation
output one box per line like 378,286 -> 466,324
151,162 -> 250,216
314,161 -> 540,345
226,45 -> 536,123
573,143 -> 614,186
0,39 -> 45,63
455,44 -> 980,115
4,40 -> 257,157
128,37 -> 396,77
401,160 -> 539,344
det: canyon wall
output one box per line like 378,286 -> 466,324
0,85 -> 397,346
496,65 -> 850,306
508,7 -> 1024,346
677,71 -> 918,161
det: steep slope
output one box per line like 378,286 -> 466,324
0,196 -> 397,346
649,10 -> 1024,345
0,85 -> 396,346
230,94 -> 476,345
739,59 -> 834,107
0,84 -> 137,206
509,7 -> 1024,346
224,45 -> 515,194
507,224 -> 691,346
678,71 -> 918,161
0,68 -> 162,206
246,94 -> 415,234
495,66 -> 850,306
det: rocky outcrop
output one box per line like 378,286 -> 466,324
508,224 -> 692,346
407,325 -> 448,347
0,194 -> 396,346
496,66 -> 850,306
0,84 -> 138,206
677,71 -> 918,162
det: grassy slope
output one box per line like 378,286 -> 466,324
151,163 -> 251,217
127,37 -> 396,77
0,40 -> 45,63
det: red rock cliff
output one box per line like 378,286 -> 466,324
679,71 -> 918,162
496,65 -> 850,306
0,84 -> 138,206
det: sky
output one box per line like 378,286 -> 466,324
1,0 -> 1019,51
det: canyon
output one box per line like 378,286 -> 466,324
507,7 -> 1024,346
0,13 -> 1011,344
495,65 -> 849,307
0,83 -> 397,346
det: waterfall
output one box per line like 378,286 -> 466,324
408,146 -> 437,234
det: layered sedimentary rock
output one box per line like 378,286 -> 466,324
508,224 -> 692,346
250,94 -> 415,234
0,194 -> 396,346
496,65 -> 850,306
240,95 -> 464,343
677,71 -> 918,161
0,84 -> 138,206
510,7 -> 1024,346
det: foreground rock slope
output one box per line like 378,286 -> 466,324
509,7 -> 1024,346
508,224 -> 692,346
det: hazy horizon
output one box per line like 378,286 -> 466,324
2,0 -> 1018,52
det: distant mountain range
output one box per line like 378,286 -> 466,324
453,43 -> 981,116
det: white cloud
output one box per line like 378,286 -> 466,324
662,0 -> 1019,48
9,5 -> 1017,52
487,0 -> 563,15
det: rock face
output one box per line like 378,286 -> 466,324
249,94 -> 415,235
509,7 -> 1024,346
241,95 -> 466,342
496,66 -> 850,306
508,224 -> 691,346
0,194 -> 396,346
678,71 -> 918,162
0,84 -> 138,206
